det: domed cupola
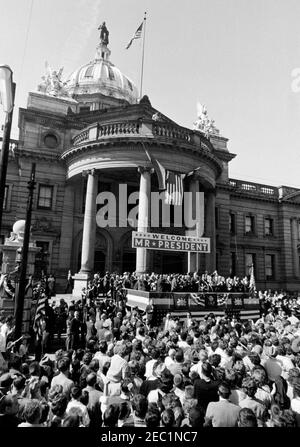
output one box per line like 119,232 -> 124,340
65,22 -> 139,109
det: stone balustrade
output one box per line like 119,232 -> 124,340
229,178 -> 278,197
72,120 -> 195,147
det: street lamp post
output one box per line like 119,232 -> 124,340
14,163 -> 36,340
0,65 -> 15,236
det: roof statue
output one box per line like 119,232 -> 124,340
193,102 -> 220,137
152,112 -> 162,121
37,62 -> 70,98
98,21 -> 109,45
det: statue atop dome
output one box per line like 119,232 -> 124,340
98,21 -> 109,45
37,62 -> 70,98
193,102 -> 220,137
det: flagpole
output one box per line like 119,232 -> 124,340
140,12 -> 147,99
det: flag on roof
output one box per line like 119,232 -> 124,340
126,22 -> 143,49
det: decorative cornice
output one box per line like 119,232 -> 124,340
15,150 -> 63,163
61,137 -> 223,177
19,107 -> 84,130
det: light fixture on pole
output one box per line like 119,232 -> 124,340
0,65 -> 16,236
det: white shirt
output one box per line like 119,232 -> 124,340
276,355 -> 294,380
0,323 -> 10,352
66,400 -> 90,426
288,315 -> 299,325
190,361 -> 204,378
291,397 -> 300,414
164,356 -> 175,369
145,359 -> 157,378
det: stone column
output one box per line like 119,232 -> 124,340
136,167 -> 152,275
58,182 -> 75,277
185,177 -> 199,273
291,218 -> 299,278
205,190 -> 216,272
73,169 -> 98,297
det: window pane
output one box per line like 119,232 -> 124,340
245,216 -> 251,232
265,254 -> 274,279
265,218 -> 273,236
38,185 -> 53,209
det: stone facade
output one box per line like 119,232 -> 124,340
1,38 -> 300,293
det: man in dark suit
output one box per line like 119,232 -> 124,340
193,362 -> 219,411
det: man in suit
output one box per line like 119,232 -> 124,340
193,362 -> 219,411
205,382 -> 241,427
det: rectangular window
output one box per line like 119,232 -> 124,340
3,185 -> 9,210
245,253 -> 255,276
229,213 -> 236,234
245,215 -> 255,234
265,254 -> 275,280
264,218 -> 273,236
38,185 -> 53,209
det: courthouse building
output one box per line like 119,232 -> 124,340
1,29 -> 300,292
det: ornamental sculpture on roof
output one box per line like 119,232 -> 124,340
37,62 -> 70,98
193,102 -> 220,137
98,21 -> 109,45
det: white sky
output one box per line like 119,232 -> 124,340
1,0 -> 300,187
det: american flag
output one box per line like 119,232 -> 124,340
249,264 -> 256,295
33,294 -> 47,337
165,170 -> 185,206
142,144 -> 185,205
190,293 -> 205,307
126,22 -> 143,49
217,294 -> 229,306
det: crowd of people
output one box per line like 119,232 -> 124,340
82,271 -> 253,296
0,268 -> 300,428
